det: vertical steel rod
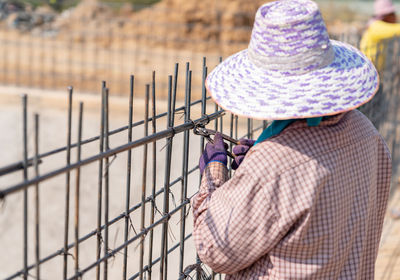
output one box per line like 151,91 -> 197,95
103,88 -> 110,280
229,114 -> 234,176
64,87 -> 73,279
263,121 -> 268,130
166,66 -> 179,280
148,71 -> 157,280
198,58 -> 207,279
123,75 -> 134,280
250,119 -> 254,139
213,60 -> 219,134
74,102 -> 83,274
234,116 -> 238,140
247,118 -> 251,139
200,59 -> 207,155
96,84 -> 106,280
22,94 -> 28,280
183,63 -> 189,120
172,63 -> 179,122
214,104 -> 218,131
34,113 -> 40,280
219,109 -> 223,133
160,75 -> 175,280
179,69 -> 192,275
139,85 -> 150,280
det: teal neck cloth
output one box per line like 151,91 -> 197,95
254,117 -> 323,145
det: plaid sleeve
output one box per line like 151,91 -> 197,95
191,144 -> 329,275
191,152 -> 298,274
191,162 -> 230,222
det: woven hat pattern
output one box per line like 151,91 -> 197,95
248,0 -> 334,75
206,0 -> 379,120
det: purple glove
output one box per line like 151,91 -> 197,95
231,139 -> 255,170
199,133 -> 227,174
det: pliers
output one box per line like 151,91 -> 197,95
193,125 -> 239,159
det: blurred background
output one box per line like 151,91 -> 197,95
0,0 -> 397,98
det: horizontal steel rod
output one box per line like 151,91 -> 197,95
0,98 -> 211,177
116,164 -> 198,222
129,233 -> 193,280
2,114 -> 265,279
67,199 -> 191,280
0,111 -> 224,199
4,119 -> 266,278
0,158 -> 43,176
4,162 -> 200,279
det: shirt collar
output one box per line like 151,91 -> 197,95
255,112 -> 348,145
286,112 -> 347,131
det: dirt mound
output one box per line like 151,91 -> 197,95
54,0 -> 271,54
124,0 -> 269,54
53,0 -> 114,36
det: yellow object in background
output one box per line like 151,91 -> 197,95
360,20 -> 400,71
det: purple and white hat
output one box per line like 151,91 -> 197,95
206,0 -> 379,120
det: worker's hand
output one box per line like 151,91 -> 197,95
231,139 -> 255,170
199,133 -> 227,174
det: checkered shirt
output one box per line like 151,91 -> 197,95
191,110 -> 391,279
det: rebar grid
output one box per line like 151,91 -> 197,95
1,35 -> 400,279
0,58 -> 238,280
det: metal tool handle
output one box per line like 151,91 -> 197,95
193,126 -> 238,159
193,126 -> 240,145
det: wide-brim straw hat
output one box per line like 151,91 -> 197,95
206,0 -> 379,120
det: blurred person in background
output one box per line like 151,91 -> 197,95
360,0 -> 400,71
192,0 -> 392,278
361,0 -> 400,220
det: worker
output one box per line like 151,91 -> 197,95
360,0 -> 400,71
192,0 -> 392,278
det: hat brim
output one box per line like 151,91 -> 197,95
206,40 -> 379,120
